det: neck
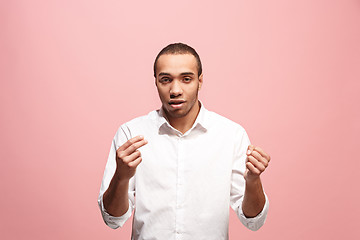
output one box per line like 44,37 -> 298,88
165,101 -> 200,134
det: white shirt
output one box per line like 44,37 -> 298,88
98,103 -> 269,240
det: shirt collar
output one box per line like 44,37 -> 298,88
156,100 -> 209,135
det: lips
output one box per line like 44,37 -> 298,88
169,100 -> 186,109
169,100 -> 185,105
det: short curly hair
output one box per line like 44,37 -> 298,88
153,43 -> 202,77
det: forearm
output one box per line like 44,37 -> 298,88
103,173 -> 130,217
242,177 -> 265,218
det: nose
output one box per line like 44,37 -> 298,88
169,80 -> 183,97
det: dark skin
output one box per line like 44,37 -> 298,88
242,145 -> 270,217
103,136 -> 147,217
103,53 -> 271,218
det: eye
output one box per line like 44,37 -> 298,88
160,78 -> 171,83
183,77 -> 192,82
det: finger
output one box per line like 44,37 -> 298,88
254,147 -> 271,162
127,156 -> 142,168
246,144 -> 255,155
247,155 -> 266,172
117,135 -> 145,151
124,139 -> 148,155
122,150 -> 141,164
246,162 -> 261,175
250,151 -> 269,167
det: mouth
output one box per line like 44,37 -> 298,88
168,100 -> 186,109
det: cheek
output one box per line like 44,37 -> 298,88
157,87 -> 168,99
187,84 -> 199,98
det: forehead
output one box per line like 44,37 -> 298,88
156,54 -> 198,76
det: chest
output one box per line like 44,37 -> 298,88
135,129 -> 235,193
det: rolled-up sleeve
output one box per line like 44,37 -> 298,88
236,193 -> 269,231
98,194 -> 134,229
97,125 -> 135,229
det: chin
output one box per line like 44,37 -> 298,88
167,106 -> 192,118
168,110 -> 187,118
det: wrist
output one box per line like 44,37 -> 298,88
114,170 -> 130,184
245,174 -> 260,183
245,175 -> 262,189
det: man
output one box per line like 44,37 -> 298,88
98,43 -> 271,240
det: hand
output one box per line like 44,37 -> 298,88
244,145 -> 271,181
115,135 -> 148,182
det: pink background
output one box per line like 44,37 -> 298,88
1,0 -> 359,239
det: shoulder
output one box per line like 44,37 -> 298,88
205,109 -> 246,133
122,110 -> 158,127
205,109 -> 251,148
114,110 -> 158,140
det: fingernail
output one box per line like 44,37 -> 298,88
247,149 -> 251,155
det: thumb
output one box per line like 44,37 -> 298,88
246,145 -> 255,155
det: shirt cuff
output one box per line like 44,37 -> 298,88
98,194 -> 133,229
237,193 -> 269,231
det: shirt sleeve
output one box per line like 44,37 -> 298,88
97,125 -> 136,229
236,192 -> 269,231
229,127 -> 269,231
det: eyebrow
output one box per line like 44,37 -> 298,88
158,72 -> 195,77
180,72 -> 195,76
158,72 -> 171,77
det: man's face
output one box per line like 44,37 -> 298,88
155,54 -> 203,119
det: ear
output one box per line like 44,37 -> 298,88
198,73 -> 203,90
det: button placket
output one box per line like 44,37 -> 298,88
175,136 -> 184,238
